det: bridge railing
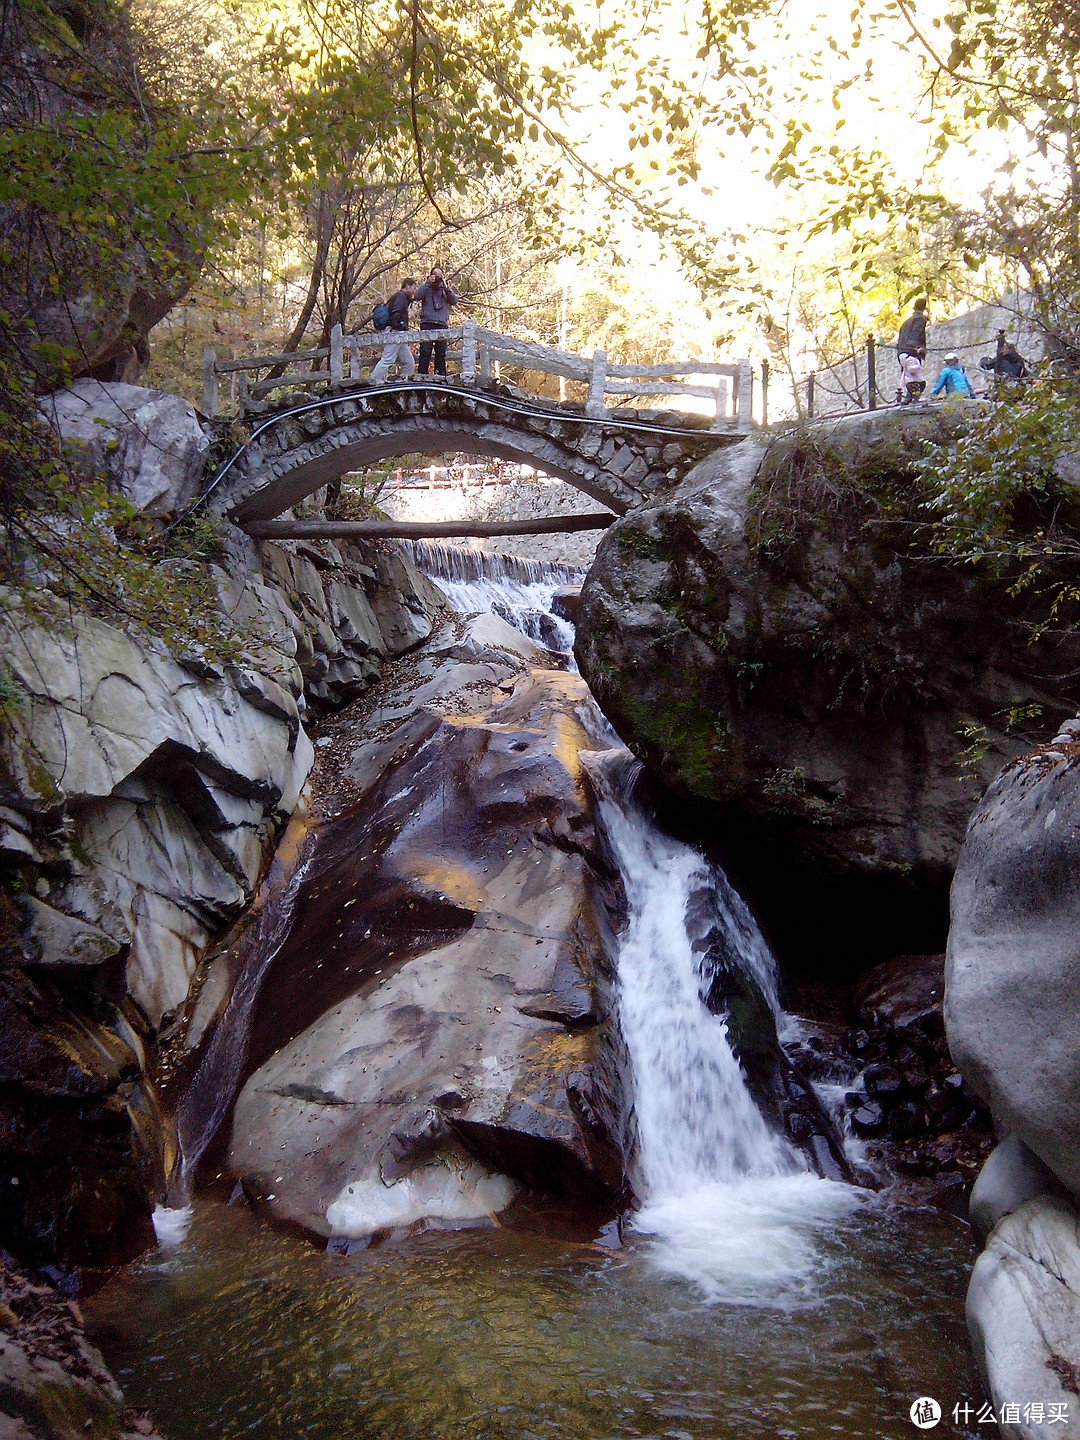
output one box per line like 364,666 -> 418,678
202,320 -> 752,433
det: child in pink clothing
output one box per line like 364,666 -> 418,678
897,351 -> 926,404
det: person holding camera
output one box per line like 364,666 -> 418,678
414,266 -> 458,377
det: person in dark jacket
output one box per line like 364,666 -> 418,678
371,277 -> 417,383
999,343 -> 1030,381
414,267 -> 458,376
896,298 -> 929,404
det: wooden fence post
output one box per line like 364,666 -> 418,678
479,343 -> 491,381
330,323 -> 344,386
807,372 -> 816,419
705,380 -> 731,429
202,348 -> 218,418
586,349 -> 608,418
761,359 -> 770,426
461,318 -> 477,382
350,335 -> 363,381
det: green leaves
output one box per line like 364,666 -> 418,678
919,378 -> 1080,633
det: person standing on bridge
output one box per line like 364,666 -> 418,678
415,267 -> 458,377
371,277 -> 417,383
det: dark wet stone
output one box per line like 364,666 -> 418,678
851,1103 -> 886,1137
863,1065 -> 905,1100
550,587 -> 581,623
887,1101 -> 923,1138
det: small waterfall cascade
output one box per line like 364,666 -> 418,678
164,541 -> 858,1283
404,540 -> 582,655
592,757 -> 861,1303
171,837 -> 317,1204
597,766 -> 793,1193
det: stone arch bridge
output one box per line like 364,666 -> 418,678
209,381 -> 742,528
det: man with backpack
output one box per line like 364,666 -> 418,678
371,278 -> 417,383
414,266 -> 458,377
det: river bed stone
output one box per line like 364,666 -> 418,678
217,615 -> 633,1241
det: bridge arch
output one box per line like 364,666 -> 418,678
209,383 -> 731,524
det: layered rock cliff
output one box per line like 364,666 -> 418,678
575,410 -> 1079,966
0,385 -> 446,1268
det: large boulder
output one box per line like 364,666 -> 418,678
946,729 -> 1080,1196
576,411 -> 1078,964
39,382 -> 210,518
967,1196 -> 1080,1436
201,616 -> 632,1241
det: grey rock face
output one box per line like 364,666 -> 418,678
576,412 -> 1077,933
217,620 -> 632,1241
39,381 -> 210,517
0,600 -> 313,1030
967,1197 -> 1080,1437
947,743 -> 1080,1196
970,1135 -> 1069,1243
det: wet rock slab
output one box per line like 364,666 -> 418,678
223,616 -> 631,1242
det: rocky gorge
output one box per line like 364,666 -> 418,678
4,377 -> 1080,1438
575,408 -> 1080,1438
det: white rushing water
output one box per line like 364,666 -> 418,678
409,542 -> 863,1306
403,541 -> 580,655
597,784 -> 861,1305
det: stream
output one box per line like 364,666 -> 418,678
85,544 -> 983,1439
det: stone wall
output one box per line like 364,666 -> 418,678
808,297 -> 1046,417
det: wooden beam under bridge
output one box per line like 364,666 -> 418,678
242,514 -> 616,540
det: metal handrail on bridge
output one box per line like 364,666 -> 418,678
202,321 -> 753,434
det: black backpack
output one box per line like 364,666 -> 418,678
372,302 -> 391,331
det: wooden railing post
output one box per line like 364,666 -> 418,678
461,318 -> 477,382
350,334 -> 363,381
586,349 -> 608,418
735,359 -> 752,432
761,359 -> 770,426
479,343 -> 491,381
330,323 -> 344,386
709,378 -> 729,432
202,348 -> 218,418
237,371 -> 250,413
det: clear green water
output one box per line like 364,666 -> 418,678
86,1196 -> 983,1440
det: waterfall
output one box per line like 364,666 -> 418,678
173,833 -> 316,1196
170,538 -> 859,1286
407,544 -> 859,1302
403,539 -> 580,587
594,761 -> 861,1304
405,541 -> 581,655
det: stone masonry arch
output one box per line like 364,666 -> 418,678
210,383 -> 735,524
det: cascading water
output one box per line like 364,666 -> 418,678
89,541 -> 982,1440
403,540 -> 580,654
595,765 -> 861,1303
409,541 -> 862,1305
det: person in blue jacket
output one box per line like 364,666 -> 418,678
931,352 -> 975,398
